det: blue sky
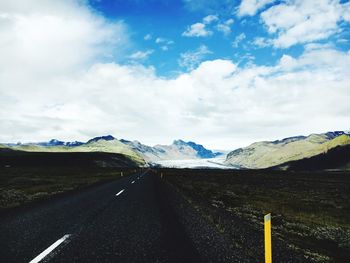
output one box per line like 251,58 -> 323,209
1,0 -> 350,149
87,0 -> 350,76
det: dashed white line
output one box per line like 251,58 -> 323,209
29,234 -> 71,263
131,181 -> 135,184
116,189 -> 125,196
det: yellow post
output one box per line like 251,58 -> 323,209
264,213 -> 272,263
121,171 -> 123,177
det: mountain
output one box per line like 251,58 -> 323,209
3,137 -> 145,165
225,131 -> 350,169
37,139 -> 84,147
87,135 -> 115,144
1,136 -> 220,165
119,139 -> 164,162
274,144 -> 350,171
176,140 -> 221,158
120,139 -> 222,162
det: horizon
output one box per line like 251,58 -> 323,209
2,129 -> 349,151
1,0 -> 350,150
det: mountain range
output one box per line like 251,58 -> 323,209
1,131 -> 350,170
224,131 -> 350,169
1,136 -> 222,165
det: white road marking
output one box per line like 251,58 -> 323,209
29,234 -> 71,263
131,181 -> 135,184
116,189 -> 125,196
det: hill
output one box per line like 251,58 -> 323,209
225,131 -> 350,169
275,144 -> 350,171
1,136 -> 221,165
4,136 -> 145,165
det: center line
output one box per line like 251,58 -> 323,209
131,181 -> 135,184
29,234 -> 71,263
116,189 -> 125,196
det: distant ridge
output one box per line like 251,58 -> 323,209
274,144 -> 350,171
225,131 -> 350,169
87,135 -> 115,144
1,136 -> 221,164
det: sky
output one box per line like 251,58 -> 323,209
1,0 -> 350,150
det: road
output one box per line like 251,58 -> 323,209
0,171 -> 202,263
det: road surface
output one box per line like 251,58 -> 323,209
0,171 -> 202,263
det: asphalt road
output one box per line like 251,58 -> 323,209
0,171 -> 202,263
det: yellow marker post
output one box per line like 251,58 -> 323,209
264,213 -> 272,263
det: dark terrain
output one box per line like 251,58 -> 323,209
1,150 -> 349,262
276,144 -> 350,171
161,169 -> 350,262
0,150 -> 138,209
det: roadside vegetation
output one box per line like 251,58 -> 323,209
0,166 -> 137,210
0,150 -> 140,210
162,169 -> 350,262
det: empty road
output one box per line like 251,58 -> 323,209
0,171 -> 202,263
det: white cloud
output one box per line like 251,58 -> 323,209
203,14 -> 218,24
144,34 -> 152,40
155,37 -> 174,44
129,50 -> 153,60
178,45 -> 212,70
238,0 -> 275,17
216,18 -> 234,35
182,22 -> 212,37
232,33 -> 246,48
1,0 -> 350,150
252,37 -> 271,48
260,0 -> 350,48
0,0 -> 128,79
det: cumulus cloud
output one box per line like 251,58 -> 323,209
238,0 -> 275,17
1,0 -> 350,150
182,22 -> 212,37
260,0 -> 350,48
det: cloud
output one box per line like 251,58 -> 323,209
182,22 -> 212,37
260,0 -> 350,48
203,14 -> 218,24
0,0 -> 129,78
232,33 -> 246,48
216,18 -> 234,36
129,50 -> 154,60
252,37 -> 271,48
144,34 -> 152,40
1,0 -> 350,150
184,15 -> 235,37
155,37 -> 173,44
155,37 -> 174,50
178,45 -> 212,70
238,0 -> 275,17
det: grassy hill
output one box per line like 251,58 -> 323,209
275,144 -> 350,171
225,133 -> 350,169
6,139 -> 145,165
